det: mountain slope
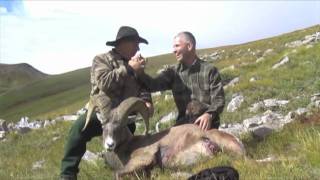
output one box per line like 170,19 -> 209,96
0,24 -> 319,123
0,63 -> 48,93
0,67 -> 90,121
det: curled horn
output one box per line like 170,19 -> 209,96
115,97 -> 149,135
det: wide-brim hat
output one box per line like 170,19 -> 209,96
106,26 -> 148,46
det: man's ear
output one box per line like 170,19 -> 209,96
187,43 -> 193,51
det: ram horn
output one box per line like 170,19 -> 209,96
115,97 -> 149,135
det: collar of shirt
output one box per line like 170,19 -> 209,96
179,58 -> 200,72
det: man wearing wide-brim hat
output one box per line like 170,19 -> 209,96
60,26 -> 153,180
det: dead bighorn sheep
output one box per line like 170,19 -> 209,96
102,97 -> 245,179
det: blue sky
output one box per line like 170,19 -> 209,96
0,1 -> 319,74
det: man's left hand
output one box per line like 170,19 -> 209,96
194,112 -> 212,131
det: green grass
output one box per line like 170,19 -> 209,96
1,114 -> 319,179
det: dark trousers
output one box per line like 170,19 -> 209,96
60,113 -> 135,177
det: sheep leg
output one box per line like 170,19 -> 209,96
115,144 -> 159,178
205,129 -> 245,155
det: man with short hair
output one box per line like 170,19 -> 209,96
60,26 -> 153,180
131,31 -> 225,130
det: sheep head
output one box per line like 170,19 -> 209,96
103,97 -> 150,151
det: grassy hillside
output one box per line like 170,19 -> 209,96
0,67 -> 90,122
0,63 -> 47,94
0,24 -> 319,179
0,110 -> 319,179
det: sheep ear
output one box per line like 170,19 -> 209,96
115,97 -> 149,135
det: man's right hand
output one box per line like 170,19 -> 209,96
128,54 -> 146,74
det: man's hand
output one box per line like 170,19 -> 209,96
194,112 -> 212,131
128,53 -> 146,74
145,101 -> 154,117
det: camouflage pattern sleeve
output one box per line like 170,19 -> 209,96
91,55 -> 128,94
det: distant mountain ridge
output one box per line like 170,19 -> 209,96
0,63 -> 48,93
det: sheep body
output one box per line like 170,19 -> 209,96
105,123 -> 245,178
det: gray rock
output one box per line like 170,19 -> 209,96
302,35 -> 316,44
295,108 -> 308,116
272,56 -> 289,69
263,49 -> 274,56
219,123 -> 245,137
159,111 -> 177,123
82,150 -> 99,163
0,131 -> 6,140
260,110 -> 283,124
256,57 -> 265,63
44,120 -> 54,128
263,99 -> 289,108
227,94 -> 244,112
32,160 -> 45,170
156,112 -> 178,132
285,40 -> 303,48
250,77 -> 257,82
243,116 -> 262,128
7,122 -> 15,131
249,101 -> 265,112
281,111 -> 296,124
249,99 -> 288,112
0,119 -> 8,132
252,126 -> 273,139
224,77 -> 240,89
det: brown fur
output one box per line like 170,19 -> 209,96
110,124 -> 245,179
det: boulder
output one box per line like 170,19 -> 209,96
243,116 -> 263,128
250,77 -> 257,82
285,40 -> 303,48
256,57 -> 265,63
82,150 -> 99,163
219,123 -> 245,137
249,101 -> 265,112
0,131 -> 6,140
0,119 -> 8,132
227,94 -> 244,112
251,126 -> 273,139
263,49 -> 274,56
272,56 -> 289,69
224,77 -> 240,89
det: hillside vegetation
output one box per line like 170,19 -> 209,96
0,24 -> 319,179
0,63 -> 47,94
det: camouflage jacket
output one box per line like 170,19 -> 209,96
89,49 -> 151,116
138,58 -> 225,124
